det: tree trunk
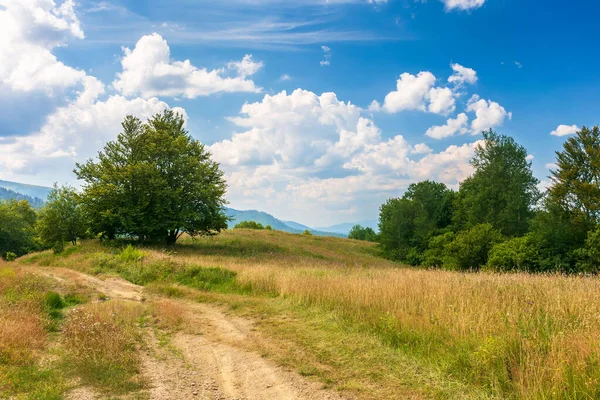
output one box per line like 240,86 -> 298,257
166,230 -> 178,246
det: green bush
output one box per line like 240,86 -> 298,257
302,229 -> 313,236
422,232 -> 454,268
117,245 -> 144,263
234,221 -> 265,230
486,235 -> 541,272
443,224 -> 503,271
45,291 -> 65,310
264,225 -> 273,231
574,225 -> 600,273
4,251 -> 16,261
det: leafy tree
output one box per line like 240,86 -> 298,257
37,185 -> 86,252
378,181 -> 454,260
454,130 -> 540,237
549,126 -> 600,224
0,200 -> 38,259
573,225 -> 600,273
348,225 -> 377,242
75,111 -> 228,245
422,232 -> 455,268
234,221 -> 265,230
302,229 -> 313,236
443,224 -> 503,271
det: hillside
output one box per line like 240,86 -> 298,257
0,180 -> 53,200
8,229 -> 600,399
314,220 -> 378,235
0,187 -> 44,208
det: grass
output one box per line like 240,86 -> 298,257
16,230 -> 600,399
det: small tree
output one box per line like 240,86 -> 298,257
37,185 -> 86,251
234,221 -> 265,230
443,224 -> 503,271
0,199 -> 38,259
75,111 -> 228,245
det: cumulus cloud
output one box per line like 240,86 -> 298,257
550,124 -> 579,137
441,0 -> 486,11
209,89 -> 482,225
425,113 -> 469,139
0,0 -> 86,94
466,95 -> 512,134
374,71 -> 457,115
448,63 -> 478,86
0,76 -> 186,183
112,33 -> 263,99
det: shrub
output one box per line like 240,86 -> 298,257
422,232 -> 454,268
44,291 -> 65,310
444,224 -> 503,270
234,221 -> 265,230
117,245 -> 145,263
486,235 -> 541,272
574,225 -> 600,273
264,225 -> 273,231
5,251 -> 16,261
302,229 -> 313,236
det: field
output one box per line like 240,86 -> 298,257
4,229 -> 600,399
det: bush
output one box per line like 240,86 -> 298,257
234,221 -> 265,230
302,229 -> 313,236
117,245 -> 145,263
444,224 -> 503,271
45,291 -> 65,310
574,225 -> 600,273
4,251 -> 16,261
264,225 -> 273,231
486,235 -> 541,272
422,232 -> 454,268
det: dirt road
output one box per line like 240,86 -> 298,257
31,267 -> 345,400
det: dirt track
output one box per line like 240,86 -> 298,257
31,267 -> 345,400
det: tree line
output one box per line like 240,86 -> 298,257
0,111 -> 228,259
377,127 -> 600,273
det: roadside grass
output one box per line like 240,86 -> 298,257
17,231 -> 600,399
61,301 -> 147,394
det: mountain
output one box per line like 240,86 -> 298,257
0,187 -> 45,208
225,208 -> 345,237
282,220 -> 312,231
0,180 -> 52,200
314,220 -> 378,236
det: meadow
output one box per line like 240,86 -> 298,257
9,229 -> 600,399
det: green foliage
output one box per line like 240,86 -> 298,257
75,111 -> 228,245
422,232 -> 454,268
117,245 -> 144,263
37,185 -> 86,251
265,225 -> 273,231
0,199 -> 38,259
348,225 -> 377,242
0,187 -> 44,209
302,229 -> 313,236
486,235 -> 541,272
44,291 -> 65,310
573,225 -> 600,273
378,181 -> 454,261
5,251 -> 16,261
454,130 -> 540,237
444,224 -> 504,271
234,220 -> 265,230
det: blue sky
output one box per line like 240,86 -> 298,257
0,0 -> 598,226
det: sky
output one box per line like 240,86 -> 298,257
0,0 -> 599,227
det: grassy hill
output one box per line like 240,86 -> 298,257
9,229 -> 600,399
0,187 -> 45,208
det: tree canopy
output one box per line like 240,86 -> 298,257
37,185 -> 86,252
75,110 -> 228,245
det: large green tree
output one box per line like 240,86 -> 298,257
0,199 -> 38,259
454,130 -> 540,237
548,126 -> 600,224
37,185 -> 86,251
75,110 -> 228,245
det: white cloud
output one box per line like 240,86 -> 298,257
448,63 -> 478,86
379,72 -> 436,113
550,124 -> 579,137
441,0 -> 486,11
279,74 -> 292,81
425,113 -> 469,139
545,163 -> 558,170
0,0 -> 86,94
526,154 -> 534,161
466,95 -> 512,133
0,77 -> 186,183
320,45 -> 332,66
428,87 -> 456,115
208,89 -> 483,225
112,33 -> 262,99
375,71 -> 457,115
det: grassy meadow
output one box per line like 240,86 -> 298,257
10,229 -> 600,399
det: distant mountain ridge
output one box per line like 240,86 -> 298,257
0,179 -> 370,238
